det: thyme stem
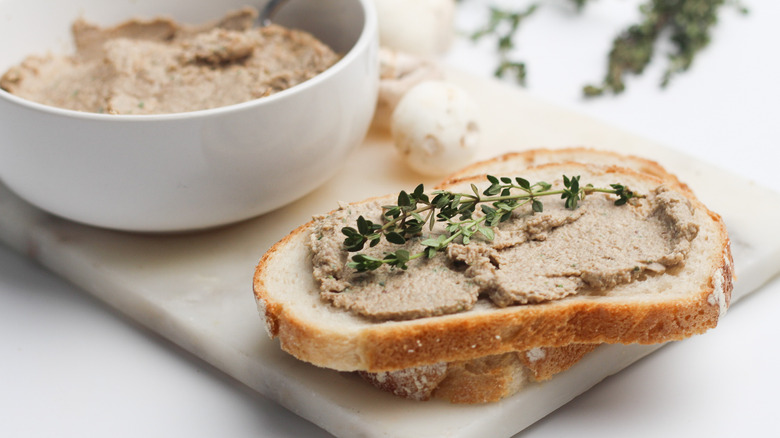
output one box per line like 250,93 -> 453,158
342,175 -> 641,272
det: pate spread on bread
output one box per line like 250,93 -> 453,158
310,184 -> 697,319
253,148 -> 733,403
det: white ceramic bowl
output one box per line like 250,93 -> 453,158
0,0 -> 378,232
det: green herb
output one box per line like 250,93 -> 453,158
464,0 -> 746,96
583,0 -> 748,96
469,3 -> 538,86
342,175 -> 640,272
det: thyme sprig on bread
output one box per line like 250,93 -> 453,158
343,174 -> 640,272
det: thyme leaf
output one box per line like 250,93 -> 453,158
344,175 -> 642,272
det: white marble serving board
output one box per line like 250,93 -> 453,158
1,70 -> 779,438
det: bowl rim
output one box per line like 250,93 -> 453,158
0,0 -> 377,122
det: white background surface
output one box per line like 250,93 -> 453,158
2,1 -> 779,437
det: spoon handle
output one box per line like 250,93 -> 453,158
260,0 -> 289,26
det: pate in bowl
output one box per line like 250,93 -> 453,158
0,0 -> 379,232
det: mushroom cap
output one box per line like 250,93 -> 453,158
373,48 -> 444,131
391,80 -> 481,176
372,0 -> 455,56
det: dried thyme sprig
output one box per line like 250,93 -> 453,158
342,175 -> 640,272
464,0 -> 746,95
468,3 -> 539,85
583,0 -> 747,96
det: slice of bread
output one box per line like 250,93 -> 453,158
253,160 -> 733,376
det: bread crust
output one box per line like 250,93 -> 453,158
357,343 -> 600,404
442,147 -> 683,187
433,353 -> 527,404
519,343 -> 599,381
253,157 -> 733,374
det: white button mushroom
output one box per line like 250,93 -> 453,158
391,81 -> 481,176
372,0 -> 455,56
373,48 -> 444,132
